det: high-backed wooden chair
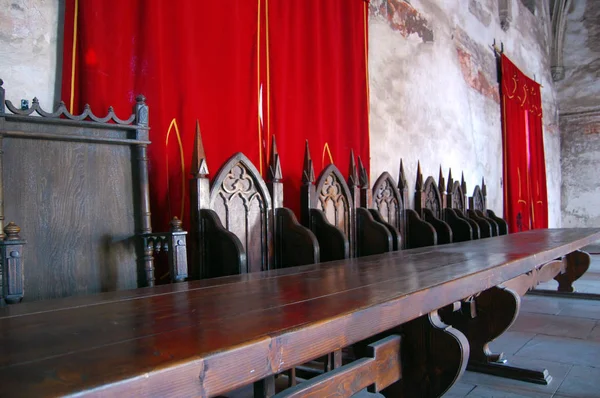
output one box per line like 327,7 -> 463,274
0,79 -> 185,303
189,131 -> 319,279
365,160 -> 436,250
444,170 -> 480,241
469,178 -> 509,235
413,163 -> 453,245
300,142 -> 391,261
467,180 -> 497,237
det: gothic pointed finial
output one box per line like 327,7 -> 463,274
268,135 -> 282,182
447,168 -> 454,193
438,165 -> 445,193
302,140 -> 315,183
358,156 -> 369,187
398,159 -> 408,192
482,177 -> 487,196
348,149 -> 359,187
461,172 -> 467,193
415,161 -> 423,190
191,119 -> 209,177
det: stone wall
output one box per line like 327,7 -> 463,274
0,0 -> 60,108
368,0 -> 562,226
557,0 -> 600,227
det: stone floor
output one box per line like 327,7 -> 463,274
443,254 -> 600,398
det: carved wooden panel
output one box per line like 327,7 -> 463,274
472,186 -> 485,211
451,182 -> 465,212
210,154 -> 271,274
372,172 -> 405,238
423,176 -> 442,219
314,165 -> 353,239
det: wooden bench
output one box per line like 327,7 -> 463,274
0,229 -> 596,397
444,169 -> 479,241
0,79 -> 185,303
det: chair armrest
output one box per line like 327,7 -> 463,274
198,209 -> 246,278
275,207 -> 320,268
486,210 -> 509,235
467,210 -> 492,238
368,209 -> 401,251
309,209 -> 349,262
423,208 -> 453,245
356,208 -> 392,257
443,208 -> 473,242
405,209 -> 437,249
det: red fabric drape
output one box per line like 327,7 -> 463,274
62,0 -> 260,233
500,54 -> 547,232
62,0 -> 370,228
267,0 -> 370,214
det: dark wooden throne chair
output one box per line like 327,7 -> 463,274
413,163 -> 453,245
0,79 -> 186,303
300,142 -> 391,261
189,129 -> 319,279
362,160 -> 436,250
445,171 -> 481,240
469,178 -> 509,235
467,180 -> 498,238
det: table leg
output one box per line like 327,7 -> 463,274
379,311 -> 469,397
440,286 -> 551,385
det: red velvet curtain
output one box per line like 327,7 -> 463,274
267,0 -> 371,214
62,0 -> 260,233
62,0 -> 370,228
500,54 -> 547,232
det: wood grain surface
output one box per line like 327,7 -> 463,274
0,229 -> 598,397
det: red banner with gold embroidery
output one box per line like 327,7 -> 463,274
500,54 -> 548,232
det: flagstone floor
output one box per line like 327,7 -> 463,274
443,254 -> 600,398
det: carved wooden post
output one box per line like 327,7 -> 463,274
300,141 -> 315,228
398,160 -> 409,249
0,134 -> 4,240
0,78 -> 5,114
461,173 -> 468,211
134,95 -> 155,287
167,217 -> 188,283
267,136 -> 283,209
0,79 -> 5,238
482,177 -> 488,211
414,161 -> 424,216
438,166 -> 447,211
190,121 -> 211,279
358,156 -> 371,208
348,150 -> 360,258
446,168 -> 455,210
0,222 -> 25,304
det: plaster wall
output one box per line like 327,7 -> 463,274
0,0 -> 60,108
368,0 -> 562,227
2,1 -> 563,227
557,0 -> 600,228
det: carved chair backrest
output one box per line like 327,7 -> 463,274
371,171 -> 406,249
314,164 -> 354,245
209,154 -> 273,273
191,133 -> 318,278
444,172 -> 479,241
413,164 -> 452,245
0,79 -> 176,302
468,183 -> 496,237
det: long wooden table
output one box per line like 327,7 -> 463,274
0,229 -> 598,397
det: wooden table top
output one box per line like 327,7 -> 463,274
1,228 -> 599,397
